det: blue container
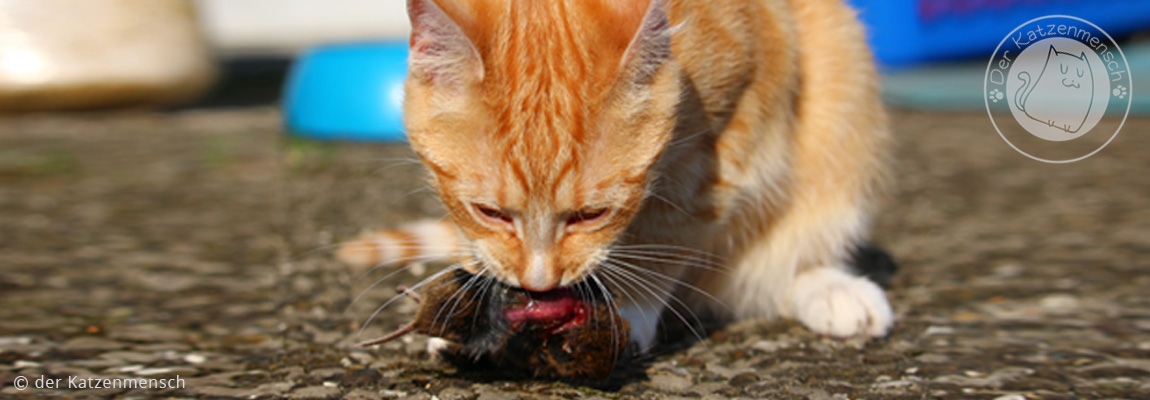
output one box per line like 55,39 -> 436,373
284,41 -> 409,142
849,0 -> 1150,68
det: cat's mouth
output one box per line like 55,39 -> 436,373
502,288 -> 589,335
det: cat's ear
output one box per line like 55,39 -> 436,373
618,0 -> 674,85
407,0 -> 484,86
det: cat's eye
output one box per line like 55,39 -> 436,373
473,204 -> 513,225
1060,64 -> 1068,74
566,208 -> 609,226
1076,69 -> 1084,78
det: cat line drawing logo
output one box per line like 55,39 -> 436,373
985,15 -> 1132,163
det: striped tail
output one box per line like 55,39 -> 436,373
336,220 -> 465,270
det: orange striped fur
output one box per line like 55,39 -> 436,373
340,0 -> 894,349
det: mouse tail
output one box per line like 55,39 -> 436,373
359,321 -> 417,347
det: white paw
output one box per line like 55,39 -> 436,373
618,303 -> 663,352
791,268 -> 893,337
426,337 -> 452,361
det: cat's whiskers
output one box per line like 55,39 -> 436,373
595,271 -> 662,355
338,249 -> 471,320
587,272 -> 624,369
667,127 -> 713,149
587,249 -> 651,350
607,250 -> 729,274
605,257 -> 731,314
599,264 -> 709,349
369,157 -> 426,175
432,265 -> 489,337
369,156 -> 424,165
396,185 -> 439,201
598,261 -> 710,347
354,250 -> 472,279
644,191 -> 691,217
343,257 -> 457,318
467,271 -> 498,344
610,243 -> 727,260
356,260 -> 474,338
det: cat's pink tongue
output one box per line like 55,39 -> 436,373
503,289 -> 588,334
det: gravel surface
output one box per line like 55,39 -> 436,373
1,108 -> 1147,399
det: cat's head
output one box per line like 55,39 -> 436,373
1046,45 -> 1091,89
402,0 -> 679,291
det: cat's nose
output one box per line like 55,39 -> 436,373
519,254 -> 559,292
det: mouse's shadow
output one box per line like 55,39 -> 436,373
434,311 -> 728,391
438,349 -> 647,391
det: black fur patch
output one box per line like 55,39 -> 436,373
851,243 -> 898,288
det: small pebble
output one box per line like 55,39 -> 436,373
183,353 -> 206,364
993,395 -> 1027,400
345,389 -> 385,400
287,385 -> 342,400
873,379 -> 917,389
308,367 -> 344,379
191,386 -> 253,398
135,367 -> 172,376
0,337 -> 32,346
728,372 -> 760,387
60,337 -> 124,352
13,360 -> 41,369
248,380 -> 296,398
752,340 -> 788,352
1039,294 -> 1080,311
923,326 -> 955,336
993,263 -> 1023,277
118,365 -> 144,373
437,387 -> 478,400
100,351 -> 160,363
915,353 -> 952,363
379,389 -> 408,399
348,352 -> 374,364
648,373 -> 693,392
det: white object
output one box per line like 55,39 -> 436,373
194,0 -> 411,56
0,0 -> 216,110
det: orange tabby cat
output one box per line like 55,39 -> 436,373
340,0 -> 894,350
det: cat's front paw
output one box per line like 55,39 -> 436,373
617,303 -> 662,353
791,268 -> 893,337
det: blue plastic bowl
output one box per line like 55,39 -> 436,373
284,41 -> 409,142
848,0 -> 1150,68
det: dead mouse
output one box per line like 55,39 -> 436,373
361,269 -> 631,380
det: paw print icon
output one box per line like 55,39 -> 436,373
987,88 -> 1004,103
1112,85 -> 1128,100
